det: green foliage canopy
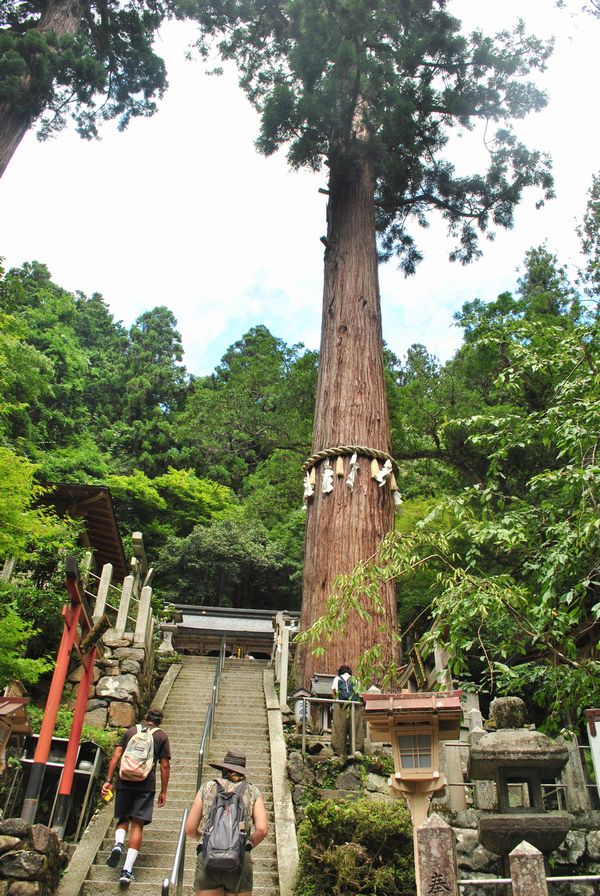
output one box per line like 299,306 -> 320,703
0,0 -> 171,143
185,0 -> 554,271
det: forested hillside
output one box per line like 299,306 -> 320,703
1,173 -> 598,728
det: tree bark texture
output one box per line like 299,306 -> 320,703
0,0 -> 83,178
297,149 -> 399,685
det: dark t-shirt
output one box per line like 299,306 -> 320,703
116,724 -> 171,793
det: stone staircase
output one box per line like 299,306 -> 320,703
80,656 -> 280,896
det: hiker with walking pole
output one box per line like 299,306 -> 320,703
186,748 -> 268,896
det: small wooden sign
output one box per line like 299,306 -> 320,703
79,614 -> 111,655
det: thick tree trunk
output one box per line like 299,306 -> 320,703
0,0 -> 83,178
297,148 -> 398,685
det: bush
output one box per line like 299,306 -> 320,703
295,798 -> 415,896
27,706 -> 122,757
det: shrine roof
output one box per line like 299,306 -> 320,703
37,483 -> 128,581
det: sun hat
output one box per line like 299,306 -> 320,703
209,749 -> 247,776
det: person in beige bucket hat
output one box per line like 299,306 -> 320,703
209,749 -> 249,776
186,748 -> 268,896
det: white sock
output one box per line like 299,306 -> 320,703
115,829 -> 126,847
123,848 -> 139,872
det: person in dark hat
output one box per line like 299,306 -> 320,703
186,748 -> 268,896
101,706 -> 171,886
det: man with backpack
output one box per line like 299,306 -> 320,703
101,706 -> 171,886
331,664 -> 365,758
185,748 -> 268,896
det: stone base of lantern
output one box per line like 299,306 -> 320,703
478,812 -> 573,855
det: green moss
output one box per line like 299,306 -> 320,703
356,752 -> 395,779
295,797 -> 415,896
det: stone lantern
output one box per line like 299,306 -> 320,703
468,697 -> 572,857
364,690 -> 463,894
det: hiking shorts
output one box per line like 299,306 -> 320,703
114,788 -> 155,825
194,851 -> 253,893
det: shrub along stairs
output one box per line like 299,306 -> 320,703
78,656 -> 280,896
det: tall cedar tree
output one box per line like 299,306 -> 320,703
184,0 -> 554,681
0,0 -> 171,177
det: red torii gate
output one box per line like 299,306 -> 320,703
21,556 -> 108,836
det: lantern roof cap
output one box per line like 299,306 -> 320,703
363,689 -> 463,719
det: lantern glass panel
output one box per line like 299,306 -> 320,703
398,732 -> 433,770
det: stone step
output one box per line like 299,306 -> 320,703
167,771 -> 273,788
89,863 -> 279,886
101,819 -> 276,840
96,849 -> 278,870
211,717 -> 268,726
82,883 -> 278,896
105,798 -> 275,818
166,780 -> 273,793
212,700 -> 267,706
165,786 -> 274,802
208,736 -> 271,745
161,793 -> 275,807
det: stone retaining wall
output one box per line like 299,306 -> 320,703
285,744 -> 600,896
0,820 -> 67,896
64,631 -> 154,730
445,808 -> 600,895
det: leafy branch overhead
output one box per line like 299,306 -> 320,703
185,0 -> 555,271
0,0 -> 173,175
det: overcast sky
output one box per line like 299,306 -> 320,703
0,1 -> 598,375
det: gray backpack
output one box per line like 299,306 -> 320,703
201,780 -> 248,871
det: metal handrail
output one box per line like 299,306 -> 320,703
161,809 -> 188,896
161,638 -> 226,895
197,638 -> 226,790
459,875 -> 600,886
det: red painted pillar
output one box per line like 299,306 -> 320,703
21,601 -> 81,823
52,645 -> 97,836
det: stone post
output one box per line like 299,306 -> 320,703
273,612 -> 284,682
279,624 -> 290,711
79,551 -> 93,587
560,734 -> 592,813
93,563 -> 113,621
509,840 -> 548,896
144,566 -> 155,586
1,558 -> 15,581
469,726 -> 497,810
115,575 -> 134,637
132,531 -> 148,595
416,814 -> 459,896
586,709 -> 600,803
133,585 -> 153,648
441,741 -> 467,811
466,706 -> 484,732
158,623 -> 177,656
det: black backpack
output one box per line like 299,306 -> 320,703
201,780 -> 248,871
337,676 -> 355,702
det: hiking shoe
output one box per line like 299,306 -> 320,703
106,845 -> 123,868
119,869 -> 135,886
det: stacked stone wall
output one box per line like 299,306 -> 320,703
0,820 -> 66,896
64,631 -> 154,730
